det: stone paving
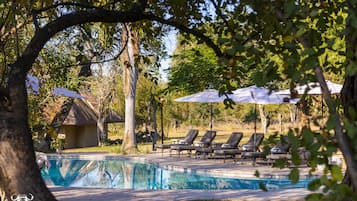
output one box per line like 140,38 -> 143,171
49,152 -> 322,201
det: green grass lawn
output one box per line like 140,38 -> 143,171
63,142 -> 155,154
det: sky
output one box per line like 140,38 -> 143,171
160,30 -> 178,82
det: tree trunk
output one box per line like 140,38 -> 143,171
97,112 -> 108,146
120,24 -> 139,153
297,97 -> 311,129
287,104 -> 297,123
152,99 -> 158,140
278,112 -> 283,133
0,77 -> 56,200
339,2 -> 357,191
258,105 -> 267,134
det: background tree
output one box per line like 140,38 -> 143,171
168,34 -> 222,92
77,23 -> 123,146
120,23 -> 139,153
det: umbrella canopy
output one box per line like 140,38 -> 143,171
175,89 -> 230,130
276,80 -> 342,119
231,85 -> 299,135
276,80 -> 342,95
232,85 -> 299,104
174,89 -> 228,103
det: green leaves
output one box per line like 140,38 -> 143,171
296,25 -> 307,37
331,165 -> 343,181
288,167 -> 299,184
346,62 -> 357,76
284,0 -> 297,18
168,38 -> 222,92
259,182 -> 268,192
305,193 -> 324,201
308,178 -> 322,191
307,176 -> 357,201
325,114 -> 338,131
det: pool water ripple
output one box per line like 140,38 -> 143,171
41,158 -> 313,190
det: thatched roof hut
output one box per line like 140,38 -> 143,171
47,90 -> 124,148
62,97 -> 124,125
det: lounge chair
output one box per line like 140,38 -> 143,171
261,135 -> 292,166
210,133 -> 264,163
155,129 -> 199,152
241,133 -> 265,152
239,133 -> 265,165
200,132 -> 243,160
270,135 -> 290,154
170,130 -> 216,158
263,136 -> 314,167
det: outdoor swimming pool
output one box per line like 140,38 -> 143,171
41,157 -> 313,190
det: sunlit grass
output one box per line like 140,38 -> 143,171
63,142 -> 156,154
63,145 -> 122,154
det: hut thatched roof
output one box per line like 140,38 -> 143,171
46,90 -> 124,126
79,90 -> 124,124
105,109 -> 124,123
62,99 -> 98,125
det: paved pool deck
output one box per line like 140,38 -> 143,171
48,152 -> 322,201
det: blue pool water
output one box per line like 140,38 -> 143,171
41,157 -> 313,190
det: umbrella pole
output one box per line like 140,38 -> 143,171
321,94 -> 324,119
210,102 -> 213,131
160,103 -> 164,144
254,104 -> 257,134
254,104 -> 257,151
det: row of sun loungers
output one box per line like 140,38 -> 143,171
155,129 -> 273,163
153,129 -> 306,167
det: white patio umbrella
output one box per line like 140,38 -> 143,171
175,89 -> 230,131
231,85 -> 299,150
232,85 -> 299,133
232,85 -> 299,104
276,80 -> 342,95
276,80 -> 342,117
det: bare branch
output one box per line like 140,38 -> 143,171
63,28 -> 129,70
0,9 -> 10,37
0,16 -> 32,41
11,1 -> 19,58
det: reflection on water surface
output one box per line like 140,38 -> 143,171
42,158 -> 312,190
